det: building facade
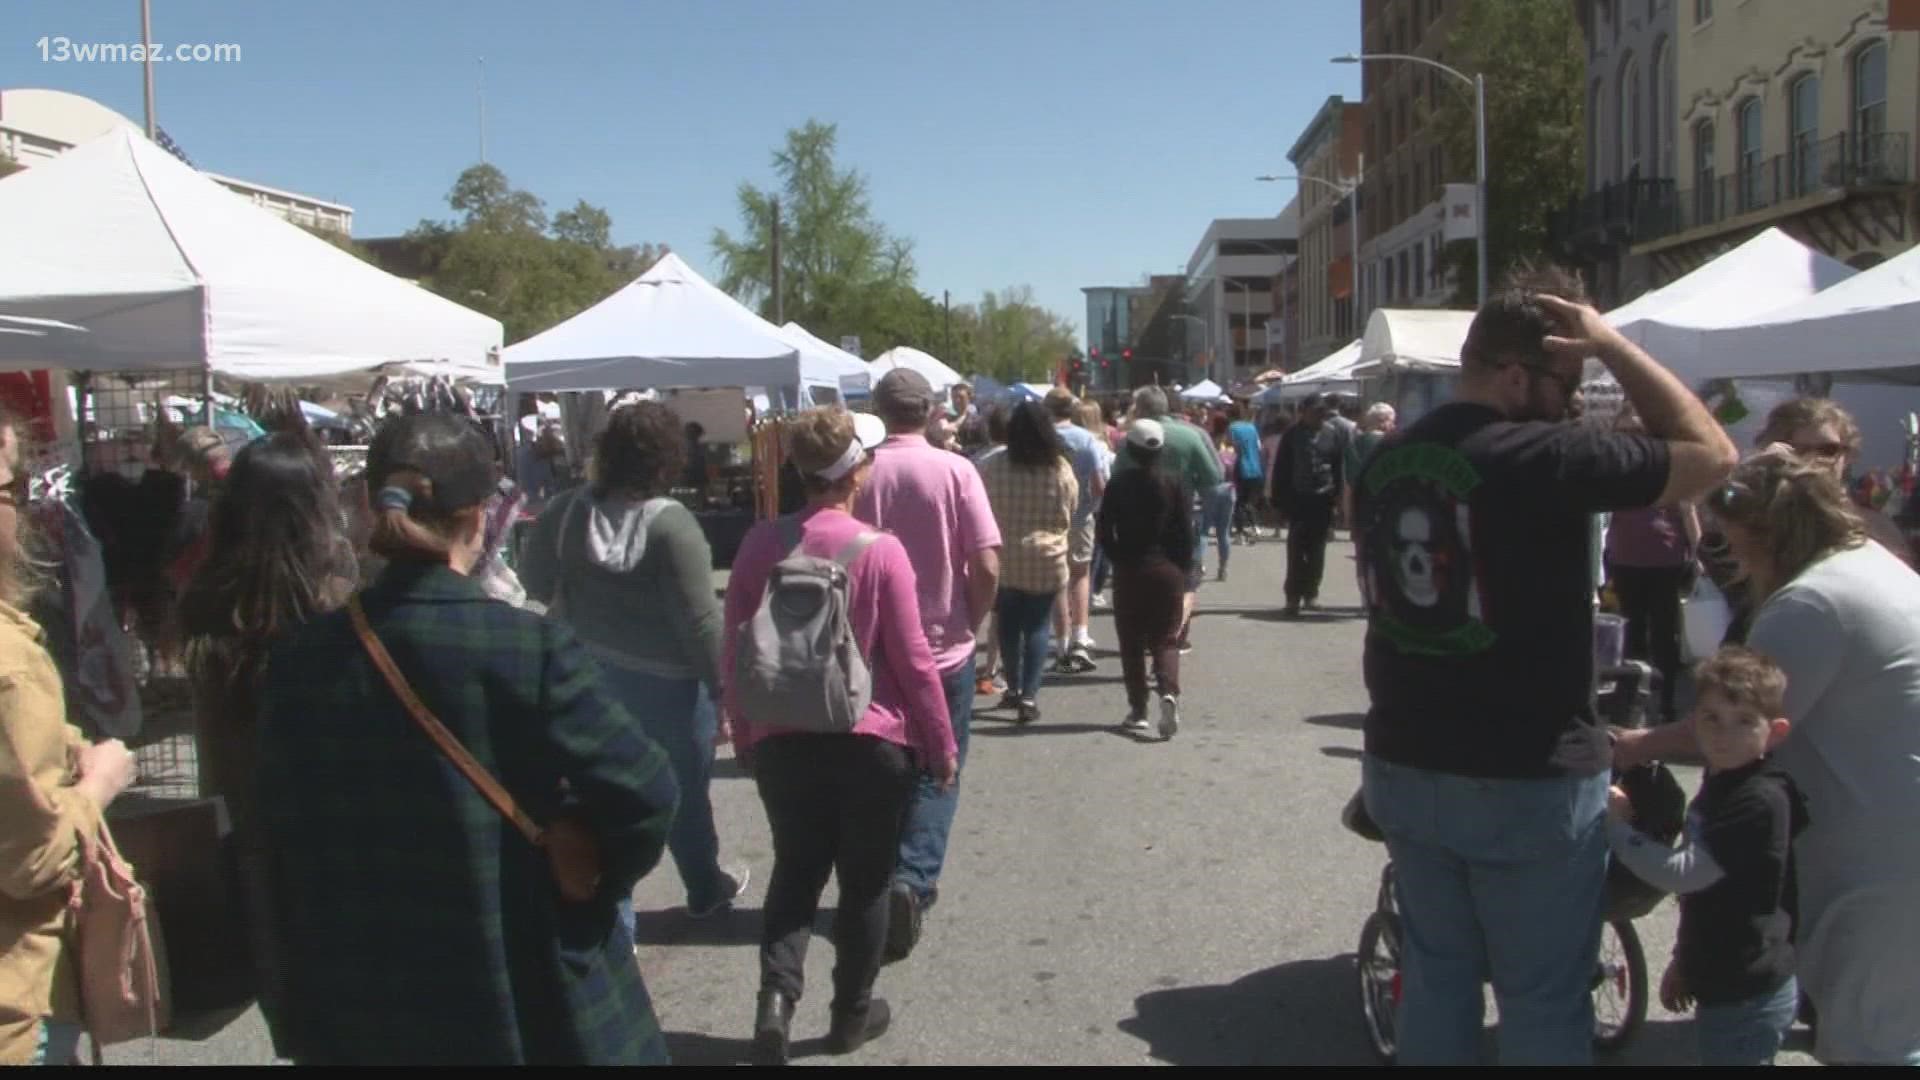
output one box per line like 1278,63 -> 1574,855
1183,215 -> 1297,384
1357,0 -> 1474,324
1633,0 -> 1916,279
1286,96 -> 1369,366
1549,0 -> 1682,308
1083,285 -> 1149,391
0,87 -> 354,235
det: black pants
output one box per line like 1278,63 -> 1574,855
1112,558 -> 1186,712
1608,562 -> 1688,720
754,733 -> 916,1013
1285,493 -> 1337,603
1234,477 -> 1264,534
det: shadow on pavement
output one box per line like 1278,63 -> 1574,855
1117,956 -> 1371,1065
1320,746 -> 1364,761
664,1029 -> 835,1066
632,905 -> 764,948
974,721 -> 1140,739
1304,712 -> 1366,731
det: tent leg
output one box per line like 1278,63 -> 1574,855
203,368 -> 216,427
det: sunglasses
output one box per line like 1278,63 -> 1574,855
1706,481 -> 1754,517
1789,440 -> 1848,460
1517,362 -> 1582,401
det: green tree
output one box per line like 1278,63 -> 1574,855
0,152 -> 23,180
406,165 -> 666,342
297,222 -> 377,264
711,120 -> 915,333
1428,0 -> 1585,303
964,287 -> 1079,384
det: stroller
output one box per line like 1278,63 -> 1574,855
1345,661 -> 1685,1063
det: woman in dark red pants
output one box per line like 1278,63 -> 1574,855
1096,419 -> 1195,741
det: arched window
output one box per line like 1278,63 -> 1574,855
1789,74 -> 1820,197
1853,40 -> 1889,176
1694,118 -> 1717,223
1652,39 -> 1672,176
1618,54 -> 1641,180
1736,98 -> 1763,212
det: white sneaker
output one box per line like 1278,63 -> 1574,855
1091,593 -> 1111,611
1074,630 -> 1097,652
1158,695 -> 1180,740
1122,711 -> 1152,733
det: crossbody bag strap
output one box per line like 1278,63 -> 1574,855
347,597 -> 545,847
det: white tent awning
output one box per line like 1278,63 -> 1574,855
870,347 -> 964,391
1257,340 -> 1364,404
779,322 -> 870,395
503,253 -> 800,394
1180,378 -> 1224,401
1358,308 -> 1474,376
0,128 -> 502,379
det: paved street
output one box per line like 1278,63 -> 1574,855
109,536 -> 1813,1065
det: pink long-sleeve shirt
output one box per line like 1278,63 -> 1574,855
722,506 -> 957,765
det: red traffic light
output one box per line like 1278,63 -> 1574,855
1122,348 -> 1132,360
1090,347 -> 1101,358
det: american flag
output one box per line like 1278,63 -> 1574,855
154,126 -> 194,168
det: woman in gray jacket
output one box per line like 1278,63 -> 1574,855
522,402 -> 747,925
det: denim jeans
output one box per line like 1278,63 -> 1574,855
1697,977 -> 1798,1066
32,1019 -> 82,1065
1362,755 -> 1611,1065
996,588 -> 1056,702
895,655 -> 973,902
597,665 -> 725,911
1202,483 -> 1235,572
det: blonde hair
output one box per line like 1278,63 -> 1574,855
785,409 -> 859,495
1073,400 -> 1103,431
1757,397 -> 1861,457
1712,448 -> 1866,599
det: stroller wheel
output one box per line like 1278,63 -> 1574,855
1591,918 -> 1648,1053
1356,910 -> 1403,1064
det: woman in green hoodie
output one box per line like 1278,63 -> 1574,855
523,402 -> 748,930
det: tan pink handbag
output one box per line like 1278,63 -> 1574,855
69,821 -> 169,1061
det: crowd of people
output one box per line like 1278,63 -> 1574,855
1,261 -> 1916,1065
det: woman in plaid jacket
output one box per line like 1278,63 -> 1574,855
979,402 -> 1078,725
255,416 -> 680,1065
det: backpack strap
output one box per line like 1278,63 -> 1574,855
833,531 -> 883,571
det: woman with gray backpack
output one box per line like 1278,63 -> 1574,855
722,408 -> 958,1066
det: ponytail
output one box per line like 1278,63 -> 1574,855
368,468 -> 460,562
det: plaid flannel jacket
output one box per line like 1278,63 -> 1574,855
256,562 -> 679,1065
980,454 -> 1078,593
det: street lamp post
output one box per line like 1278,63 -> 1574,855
1334,52 -> 1487,309
1257,173 -> 1361,342
1172,314 -> 1210,384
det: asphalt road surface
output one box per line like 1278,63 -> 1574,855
108,536 -> 1813,1065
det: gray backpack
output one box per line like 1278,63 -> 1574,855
732,516 -> 882,733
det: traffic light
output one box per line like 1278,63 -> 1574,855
1122,348 -> 1132,361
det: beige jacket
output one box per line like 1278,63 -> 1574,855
0,600 -> 101,1063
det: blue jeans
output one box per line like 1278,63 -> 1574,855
1203,483 -> 1235,572
32,1019 -> 82,1065
997,588 -> 1056,702
895,655 -> 973,902
596,665 -> 725,911
1697,977 -> 1798,1066
1362,755 -> 1611,1065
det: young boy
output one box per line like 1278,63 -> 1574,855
1607,645 -> 1809,1066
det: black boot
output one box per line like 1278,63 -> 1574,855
824,998 -> 892,1055
752,989 -> 795,1066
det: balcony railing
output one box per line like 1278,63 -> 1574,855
1643,131 -> 1909,246
1548,177 -> 1679,259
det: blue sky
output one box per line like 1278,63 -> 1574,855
13,1 -> 1360,341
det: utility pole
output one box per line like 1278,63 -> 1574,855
943,289 -> 951,357
140,0 -> 156,139
477,57 -> 487,164
770,197 -> 783,324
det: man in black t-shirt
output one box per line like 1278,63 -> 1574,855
1272,393 -> 1349,616
1353,267 -> 1737,1065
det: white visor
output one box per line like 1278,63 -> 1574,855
815,412 -> 888,481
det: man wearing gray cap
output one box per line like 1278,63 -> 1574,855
855,368 -> 1003,962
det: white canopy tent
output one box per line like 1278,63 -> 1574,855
1256,340 -> 1363,405
870,346 -> 964,391
1354,309 -> 1474,378
1179,379 -> 1225,401
779,322 -> 871,400
1593,227 -> 1856,385
504,253 -> 800,396
1678,241 -> 1920,384
0,128 -> 502,379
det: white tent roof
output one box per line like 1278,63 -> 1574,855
1599,228 -> 1856,384
1256,340 -> 1363,404
504,253 -> 800,393
1180,378 -> 1224,401
870,346 -> 964,391
1678,241 -> 1920,383
778,322 -> 870,395
1357,308 -> 1474,376
0,128 -> 503,379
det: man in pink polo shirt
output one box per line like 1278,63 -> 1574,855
855,368 -> 1002,963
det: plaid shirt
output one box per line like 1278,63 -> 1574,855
980,454 -> 1078,593
257,563 -> 679,1065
